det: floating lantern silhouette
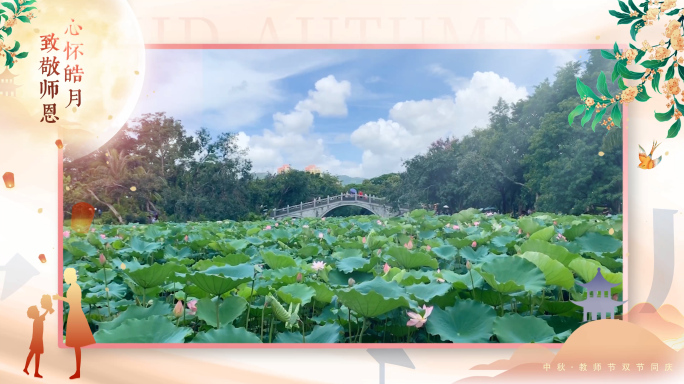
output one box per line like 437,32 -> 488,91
38,254 -> 47,264
71,202 -> 95,234
3,172 -> 14,188
55,139 -> 64,149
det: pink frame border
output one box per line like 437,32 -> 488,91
58,43 -> 628,349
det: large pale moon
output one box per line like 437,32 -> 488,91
0,0 -> 145,159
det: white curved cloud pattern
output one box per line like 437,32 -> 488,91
350,71 -> 528,176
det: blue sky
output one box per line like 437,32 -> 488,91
133,49 -> 586,178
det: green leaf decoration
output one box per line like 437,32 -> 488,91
618,1 -> 629,13
478,257 -> 546,294
655,106 -> 675,122
616,62 -> 643,79
335,277 -> 410,318
94,315 -> 192,343
666,64 -> 676,81
386,246 -> 438,269
126,263 -> 174,289
601,50 -> 616,60
2,2 -> 16,13
406,281 -> 451,302
635,85 -> 650,102
426,300 -> 496,343
630,20 -> 645,40
517,252 -> 575,289
277,283 -> 316,305
641,59 -> 668,69
597,71 -> 611,98
275,323 -> 343,343
192,325 -> 262,343
568,104 -> 586,126
96,301 -> 172,331
262,251 -> 297,269
581,106 -> 594,127
652,71 -> 661,93
520,239 -> 580,267
592,108 -> 607,132
493,314 -> 557,343
668,119 -> 681,138
195,296 -> 248,328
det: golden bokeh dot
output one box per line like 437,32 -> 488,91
105,287 -> 110,292
130,186 -> 137,191
108,115 -> 113,120
106,161 -> 109,164
72,107 -> 77,113
665,151 -> 669,155
120,263 -> 126,270
38,208 -> 43,213
66,186 -> 70,191
33,28 -> 39,33
609,228 -> 615,235
135,70 -> 140,75
105,152 -> 109,157
596,35 -> 600,40
598,151 -> 605,156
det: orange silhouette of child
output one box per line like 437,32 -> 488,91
24,303 -> 50,378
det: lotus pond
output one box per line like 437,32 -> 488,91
61,209 -> 623,344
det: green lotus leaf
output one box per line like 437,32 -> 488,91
426,299 -> 496,343
573,232 -> 622,254
440,270 -> 484,290
67,241 -> 99,258
192,324 -> 262,343
562,222 -> 591,241
94,315 -> 192,343
86,282 -> 127,300
406,282 -> 451,302
299,244 -> 321,257
493,313 -> 557,343
189,265 -> 253,297
336,256 -> 373,273
517,251 -> 575,289
331,248 -> 363,259
568,257 -> 603,282
459,246 -> 493,263
195,296 -> 248,328
517,217 -> 542,235
275,323 -> 343,343
336,277 -> 410,318
96,301 -> 173,331
262,251 -> 297,269
477,257 -> 546,294
386,246 -> 438,269
245,236 -> 264,245
432,245 -> 457,260
126,263 -> 174,289
327,270 -> 374,287
529,226 -> 555,242
277,283 -> 316,305
520,239 -> 580,267
540,301 -> 582,315
129,237 -> 161,254
262,266 -> 301,284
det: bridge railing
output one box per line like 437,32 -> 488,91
271,193 -> 392,217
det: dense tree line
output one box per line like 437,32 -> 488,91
63,50 -> 622,223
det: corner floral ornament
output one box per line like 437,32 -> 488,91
0,0 -> 36,68
570,0 -> 684,139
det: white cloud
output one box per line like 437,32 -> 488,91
349,71 -> 528,176
295,75 -> 352,117
547,49 -> 583,67
273,109 -> 314,134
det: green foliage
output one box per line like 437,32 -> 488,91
63,211 -> 621,343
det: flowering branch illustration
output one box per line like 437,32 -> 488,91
0,0 -> 37,69
569,0 -> 684,138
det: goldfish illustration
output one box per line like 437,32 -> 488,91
638,141 -> 662,170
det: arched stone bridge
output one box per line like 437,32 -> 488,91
271,194 -> 409,219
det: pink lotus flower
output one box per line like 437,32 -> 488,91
362,237 -> 367,244
63,230 -> 70,238
321,217 -> 326,221
184,235 -> 189,241
518,228 -> 522,235
426,245 -> 431,251
99,253 -> 106,265
404,240 -> 414,250
453,225 -> 459,230
406,305 -> 433,328
553,221 -> 557,225
466,260 -> 472,270
133,226 -> 136,229
471,241 -> 477,248
174,300 -> 184,317
91,228 -> 96,233
348,278 -> 355,286
312,260 -> 326,271
318,232 -> 324,239
275,223 -> 279,227
383,263 -> 390,274
377,220 -> 382,225
296,272 -> 303,282
557,233 -> 567,241
377,249 -> 382,256
486,212 -> 493,217
187,300 -> 198,316
265,225 -> 272,230
100,234 -> 106,239
474,221 -> 480,226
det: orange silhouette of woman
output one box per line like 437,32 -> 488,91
24,306 -> 48,378
54,268 -> 95,380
